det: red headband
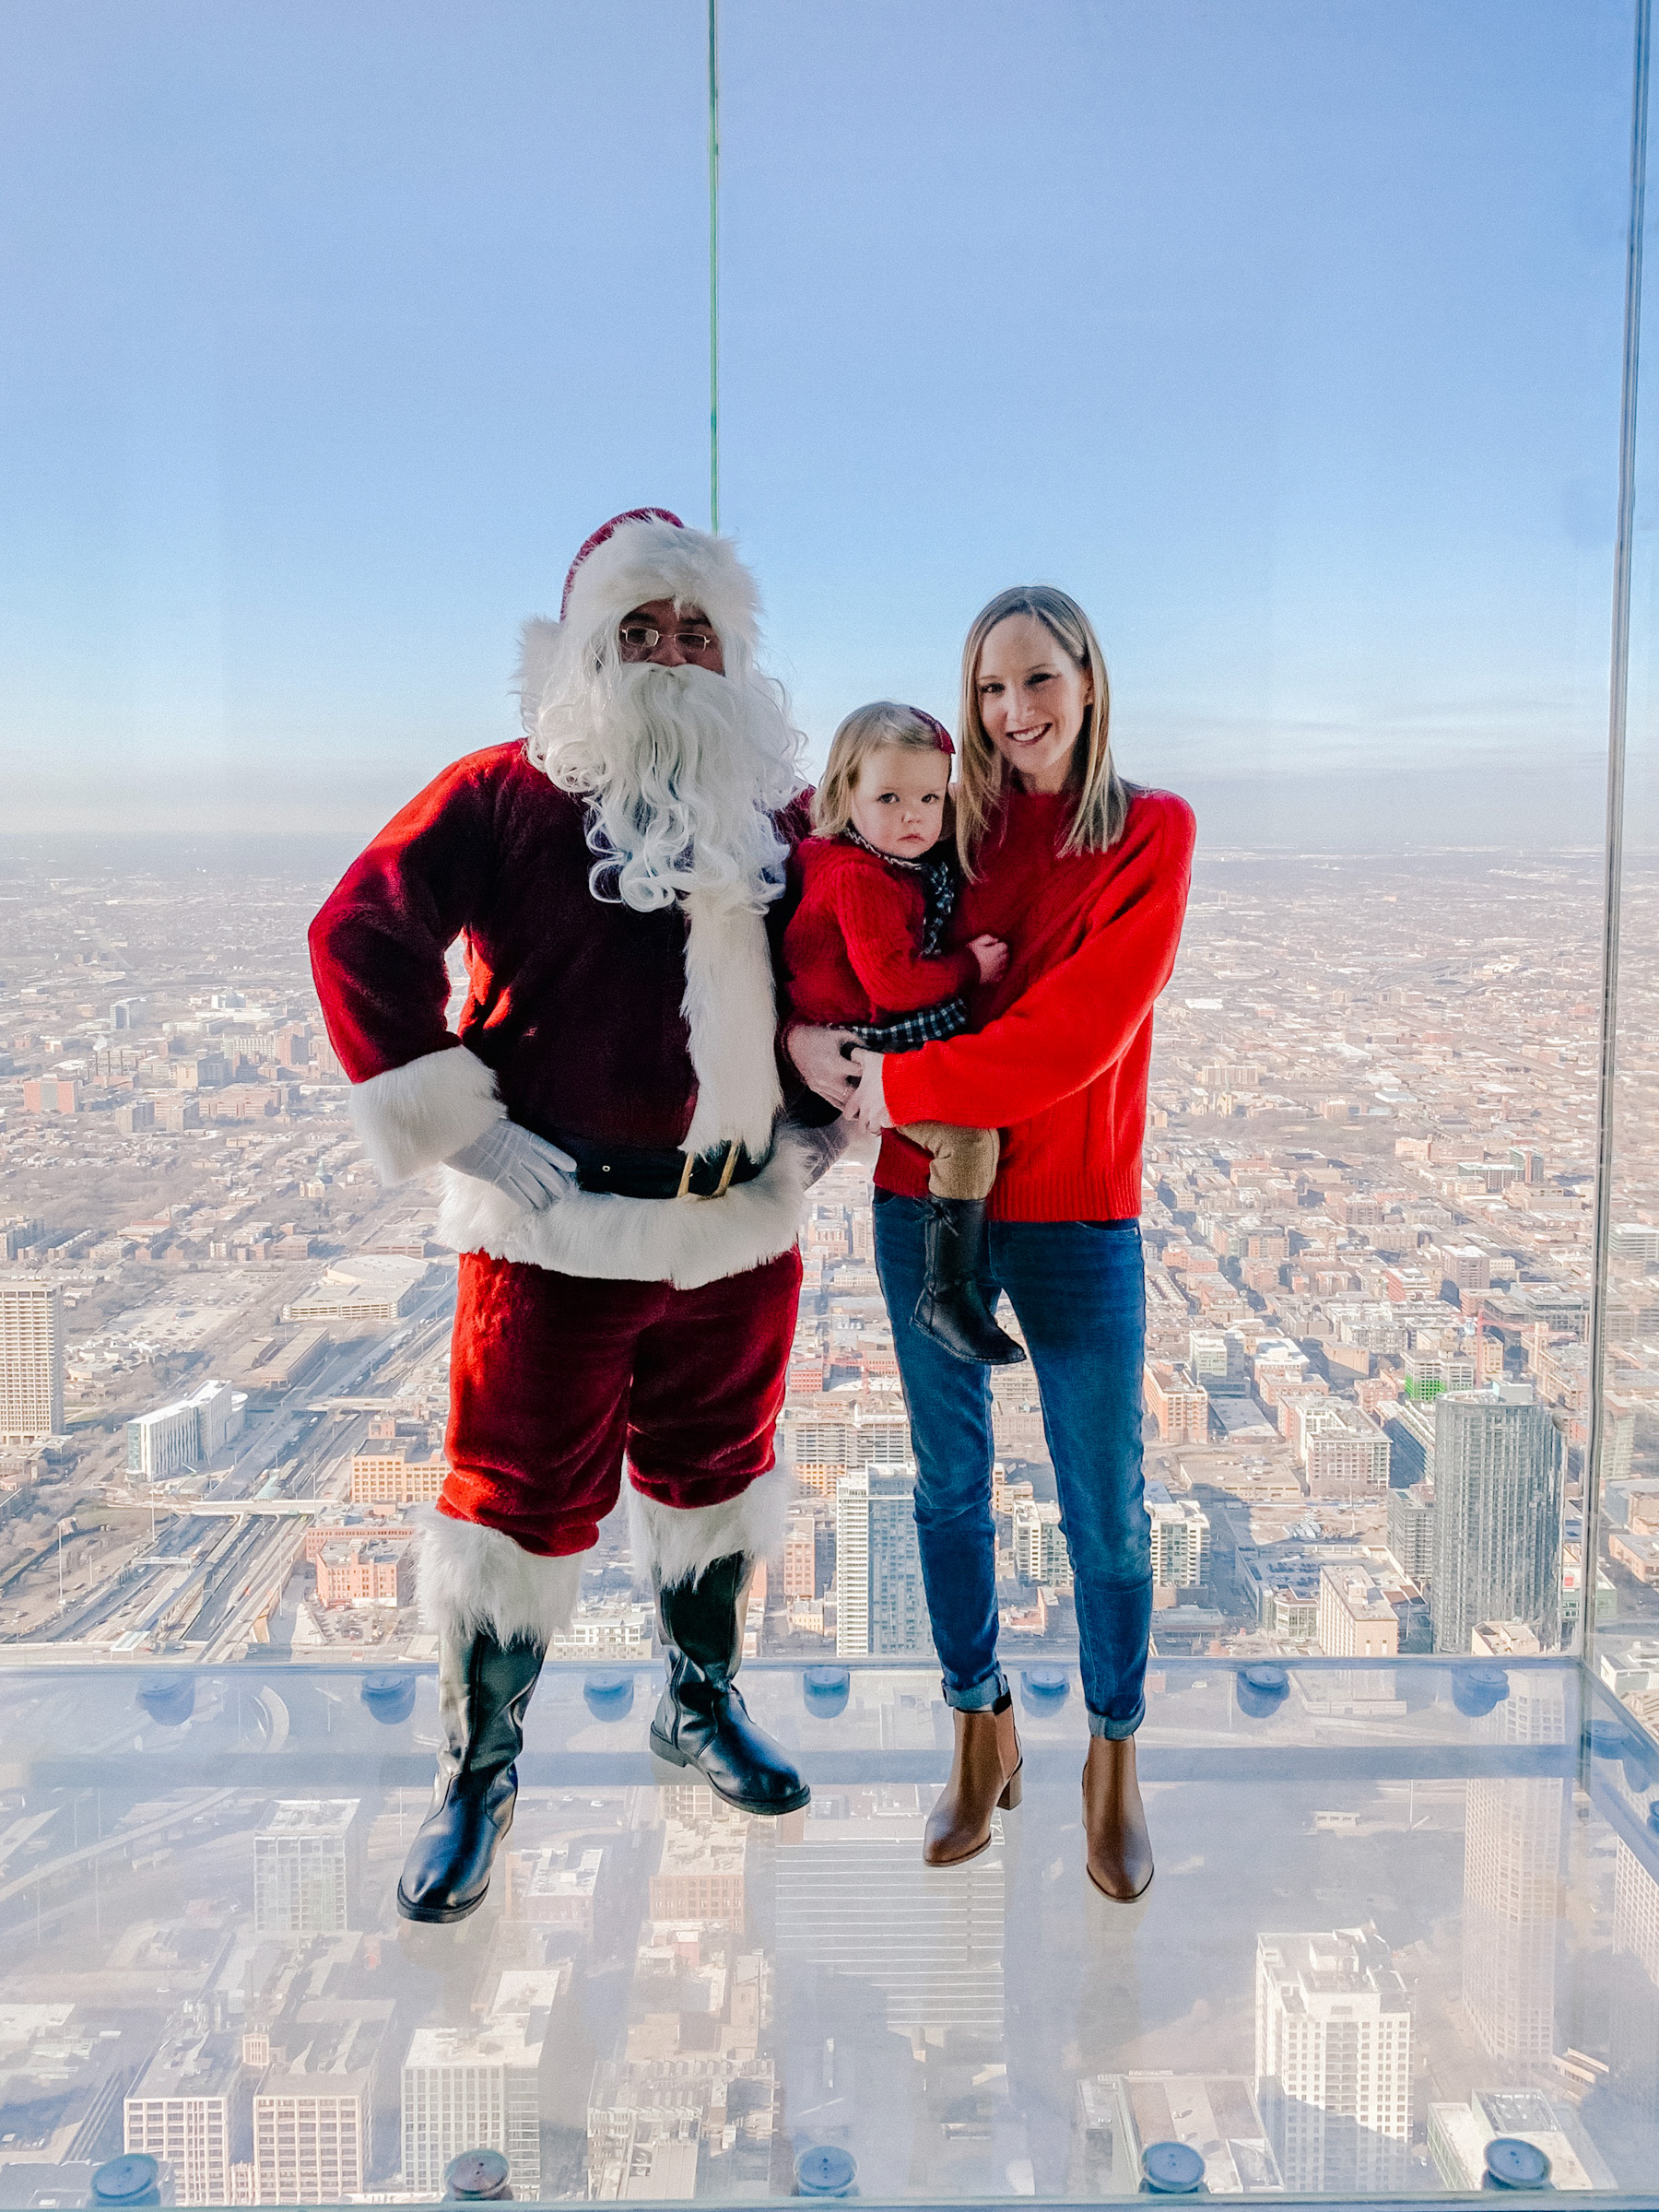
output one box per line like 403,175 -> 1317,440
908,706 -> 956,756
560,507 -> 686,619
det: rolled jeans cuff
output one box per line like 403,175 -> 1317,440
1088,1700 -> 1144,1741
944,1666 -> 1008,1713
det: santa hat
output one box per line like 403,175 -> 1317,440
518,509 -> 764,735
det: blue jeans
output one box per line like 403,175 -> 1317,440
872,1193 -> 1152,1738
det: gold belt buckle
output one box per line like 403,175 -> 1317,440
677,1139 -> 740,1200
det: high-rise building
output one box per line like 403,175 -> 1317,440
1316,1565 -> 1399,1659
1146,1485 -> 1208,1590
401,1971 -> 564,2198
253,1800 -> 359,1936
1430,1384 -> 1562,1654
1612,1838 -> 1659,2124
1188,1328 -> 1247,1394
251,2001 -> 392,2204
124,2034 -> 249,2206
1461,1670 -> 1565,2068
775,1798 -> 1005,2037
835,1465 -> 932,1657
1385,1479 -> 1435,1582
1254,1924 -> 1412,2191
1011,1498 -> 1076,1591
1143,1361 -> 1209,1444
0,1279 -> 65,1444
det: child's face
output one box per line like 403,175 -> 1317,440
849,744 -> 951,859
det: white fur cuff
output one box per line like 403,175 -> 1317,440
627,1465 -> 792,1591
418,1515 -> 585,1649
350,1046 -> 502,1185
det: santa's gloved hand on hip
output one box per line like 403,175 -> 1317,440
445,1121 -> 576,1208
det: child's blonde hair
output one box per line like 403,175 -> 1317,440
812,700 -> 952,837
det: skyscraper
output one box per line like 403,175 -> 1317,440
774,1795 -> 1005,2038
252,2001 -> 392,2203
401,1971 -> 564,2197
124,2034 -> 248,2206
1460,1669 -> 1565,2068
834,1465 -> 932,1657
1254,1924 -> 1412,2191
0,1278 -> 65,1444
253,1801 -> 359,1936
1430,1384 -> 1562,1654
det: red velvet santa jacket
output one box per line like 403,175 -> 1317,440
879,785 -> 1195,1222
780,834 -> 978,1028
308,740 -> 818,1290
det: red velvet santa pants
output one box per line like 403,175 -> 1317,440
438,1246 -> 803,1558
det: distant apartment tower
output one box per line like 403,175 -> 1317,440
782,1510 -> 818,1599
1385,1481 -> 1436,1582
252,2000 -> 392,2204
1317,1565 -> 1399,1659
1462,1669 -> 1566,2066
253,1800 -> 359,1936
1146,1485 -> 1209,1590
401,1973 -> 562,2198
775,1806 -> 1006,2037
124,2033 -> 247,2206
127,1378 -> 243,1479
1144,1360 -> 1209,1444
835,1465 -> 932,1657
1430,1385 -> 1562,1654
0,1278 -> 65,1443
1011,1498 -> 1075,1591
1301,1407 -> 1391,1499
1188,1328 -> 1247,1395
1255,1925 -> 1411,2191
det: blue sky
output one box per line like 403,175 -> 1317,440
0,0 -> 1643,842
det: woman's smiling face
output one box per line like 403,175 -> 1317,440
975,611 -> 1093,794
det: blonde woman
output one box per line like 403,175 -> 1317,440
790,587 -> 1194,1897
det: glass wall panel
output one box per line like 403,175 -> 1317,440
0,0 -> 707,1647
724,0 -> 1633,1673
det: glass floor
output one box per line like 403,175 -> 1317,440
1,1657 -> 1657,2207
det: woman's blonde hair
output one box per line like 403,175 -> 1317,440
954,584 -> 1130,876
811,700 -> 952,838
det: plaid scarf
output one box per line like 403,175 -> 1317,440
841,828 -> 971,1054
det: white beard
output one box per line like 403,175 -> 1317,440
527,659 -> 802,915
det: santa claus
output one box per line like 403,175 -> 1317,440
310,509 -> 829,1924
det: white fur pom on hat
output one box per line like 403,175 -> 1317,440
516,507 -> 766,736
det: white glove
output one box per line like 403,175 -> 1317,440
445,1121 -> 577,1210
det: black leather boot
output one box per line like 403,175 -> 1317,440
396,1628 -> 544,1923
650,1553 -> 810,1815
913,1197 -> 1026,1365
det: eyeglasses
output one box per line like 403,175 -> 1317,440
618,623 -> 719,656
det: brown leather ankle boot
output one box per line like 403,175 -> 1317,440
1082,1734 -> 1154,1900
924,1692 -> 1022,1866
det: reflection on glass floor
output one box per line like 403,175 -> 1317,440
0,1658 -> 1657,2203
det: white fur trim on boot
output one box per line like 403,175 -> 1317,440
679,891 -> 783,1159
627,1465 -> 793,1592
418,1515 -> 585,1649
350,1046 -> 502,1186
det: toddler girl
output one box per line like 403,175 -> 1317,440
782,701 -> 1024,1365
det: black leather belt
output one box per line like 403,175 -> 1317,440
550,1129 -> 771,1201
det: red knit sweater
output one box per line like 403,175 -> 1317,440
880,785 -> 1195,1221
781,835 -> 979,1028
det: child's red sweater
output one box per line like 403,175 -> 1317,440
880,785 -> 1195,1222
781,835 -> 979,1028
